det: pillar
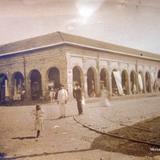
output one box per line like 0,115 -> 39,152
84,72 -> 88,98
7,74 -> 12,99
25,76 -> 31,100
41,71 -> 47,98
108,71 -> 112,96
128,72 -> 132,95
143,72 -> 146,94
66,68 -> 73,97
95,74 -> 100,96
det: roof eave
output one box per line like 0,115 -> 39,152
0,41 -> 160,62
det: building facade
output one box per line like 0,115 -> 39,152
0,32 -> 160,103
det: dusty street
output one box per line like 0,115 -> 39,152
0,96 -> 160,160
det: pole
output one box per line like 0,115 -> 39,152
23,56 -> 27,88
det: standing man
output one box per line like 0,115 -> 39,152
57,84 -> 68,118
73,84 -> 83,115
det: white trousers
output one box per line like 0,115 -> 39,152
59,102 -> 66,117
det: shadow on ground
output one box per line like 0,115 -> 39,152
91,117 -> 160,157
5,149 -> 93,160
3,117 -> 160,159
12,136 -> 36,140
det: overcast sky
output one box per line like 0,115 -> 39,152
0,0 -> 160,54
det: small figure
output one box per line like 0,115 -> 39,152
91,80 -> 96,97
57,85 -> 68,118
73,84 -> 83,115
49,88 -> 55,103
154,79 -> 159,92
34,104 -> 44,138
133,83 -> 137,94
101,85 -> 111,107
21,88 -> 26,101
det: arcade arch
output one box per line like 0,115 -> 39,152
0,73 -> 9,103
48,67 -> 60,89
11,72 -> 24,100
111,69 -> 118,96
72,66 -> 84,89
138,71 -> 144,93
121,70 -> 129,95
100,68 -> 109,91
158,70 -> 160,79
29,69 -> 42,100
87,67 -> 97,97
145,72 -> 151,93
130,71 -> 137,94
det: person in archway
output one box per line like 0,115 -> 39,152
154,79 -> 159,92
49,87 -> 55,103
101,84 -> 111,107
73,83 -> 83,115
91,80 -> 96,97
57,84 -> 68,118
21,85 -> 26,101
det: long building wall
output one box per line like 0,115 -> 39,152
0,43 -> 160,102
65,45 -> 160,97
0,46 -> 68,100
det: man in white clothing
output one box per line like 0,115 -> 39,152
57,85 -> 68,118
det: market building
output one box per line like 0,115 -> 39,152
0,32 -> 160,103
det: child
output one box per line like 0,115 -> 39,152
34,104 -> 44,138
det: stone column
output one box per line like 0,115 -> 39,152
66,68 -> 73,97
150,80 -> 154,93
41,71 -> 47,98
96,57 -> 100,97
135,72 -> 139,94
7,74 -> 12,99
25,76 -> 31,100
128,72 -> 132,95
143,72 -> 146,93
84,71 -> 88,98
108,70 -> 112,96
95,74 -> 100,96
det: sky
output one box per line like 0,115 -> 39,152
0,0 -> 160,54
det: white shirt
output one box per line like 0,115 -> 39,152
57,88 -> 68,103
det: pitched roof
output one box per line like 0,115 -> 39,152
0,31 -> 160,61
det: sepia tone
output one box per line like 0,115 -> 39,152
0,1 -> 160,160
0,32 -> 160,101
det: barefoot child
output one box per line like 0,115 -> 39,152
34,104 -> 44,138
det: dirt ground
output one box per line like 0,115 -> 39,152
0,96 -> 160,160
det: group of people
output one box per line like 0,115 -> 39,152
34,83 -> 111,139
34,83 -> 84,138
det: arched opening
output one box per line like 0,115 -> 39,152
112,69 -> 124,96
30,70 -> 42,100
122,70 -> 129,95
158,70 -> 160,79
130,71 -> 137,94
138,71 -> 144,93
48,67 -> 60,90
73,66 -> 84,89
100,68 -> 109,91
157,70 -> 160,92
87,67 -> 96,97
0,73 -> 9,103
145,72 -> 151,93
12,72 -> 24,100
